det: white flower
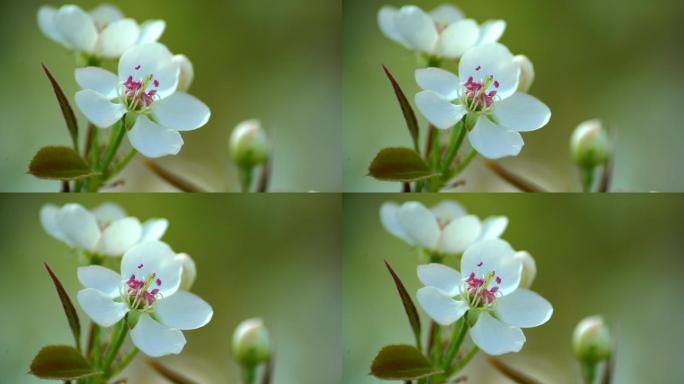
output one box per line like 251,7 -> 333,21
40,202 -> 168,257
230,119 -> 270,167
37,3 -> 165,59
232,318 -> 272,365
380,200 -> 507,255
571,119 -> 610,168
573,315 -> 613,363
76,241 -> 213,357
74,42 -> 211,158
416,239 -> 553,355
414,43 -> 551,159
378,4 -> 505,60
173,55 -> 194,93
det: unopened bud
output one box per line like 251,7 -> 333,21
514,251 -> 537,289
176,253 -> 196,290
571,119 -> 610,168
173,54 -> 194,92
232,318 -> 271,366
513,55 -> 535,93
573,315 -> 613,364
230,120 -> 269,167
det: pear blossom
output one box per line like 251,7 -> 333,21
74,42 -> 211,158
378,4 -> 506,60
176,253 -> 197,291
416,239 -> 553,355
414,43 -> 551,159
380,200 -> 507,255
77,241 -> 213,357
232,318 -> 272,366
40,202 -> 168,257
37,3 -> 165,59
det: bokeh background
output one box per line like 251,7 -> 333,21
343,194 -> 684,383
0,194 -> 341,383
0,0 -> 340,192
342,0 -> 684,192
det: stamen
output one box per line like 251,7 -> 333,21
135,65 -> 141,70
477,261 -> 483,267
137,263 -> 143,269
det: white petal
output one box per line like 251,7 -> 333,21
429,4 -> 464,26
91,202 -> 127,224
118,43 -> 179,99
77,288 -> 128,327
439,19 -> 479,59
137,20 -> 166,44
152,92 -> 211,131
396,202 -> 440,250
37,6 -> 67,46
415,68 -> 460,100
173,55 -> 194,92
478,216 -> 508,240
77,266 -> 122,298
40,204 -> 70,245
378,6 -> 409,47
395,6 -> 438,54
75,90 -> 125,129
379,202 -> 414,245
127,115 -> 184,158
88,4 -> 123,27
416,287 -> 467,326
121,241 -> 181,297
459,43 -> 519,100
430,200 -> 467,223
56,203 -> 100,252
130,314 -> 186,357
439,215 -> 482,254
495,289 -> 553,328
493,93 -> 551,132
470,312 -> 525,355
54,5 -> 98,53
155,291 -> 213,330
140,219 -> 169,243
98,19 -> 140,58
461,239 -> 521,296
75,67 -> 119,99
478,20 -> 506,45
417,264 -> 461,296
468,115 -> 523,159
415,91 -> 467,130
98,218 -> 143,256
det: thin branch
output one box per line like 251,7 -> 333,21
146,359 -> 198,384
260,356 -> 274,384
402,182 -> 411,192
487,357 -> 544,384
484,160 -> 548,192
598,158 -> 613,193
424,125 -> 436,159
143,160 -> 207,192
256,158 -> 271,193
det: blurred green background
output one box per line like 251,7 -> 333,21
0,194 -> 341,383
343,194 -> 684,383
0,0 -> 340,192
342,0 -> 684,192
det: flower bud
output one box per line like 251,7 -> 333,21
173,54 -> 194,92
573,316 -> 613,364
514,251 -> 537,289
232,318 -> 271,366
229,120 -> 269,168
513,55 -> 535,93
570,119 -> 610,169
176,253 -> 196,291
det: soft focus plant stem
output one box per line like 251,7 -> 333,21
100,117 -> 126,175
450,149 -> 477,179
448,346 -> 478,376
582,362 -> 597,384
103,318 -> 128,378
581,166 -> 595,192
443,316 -> 468,370
239,165 -> 254,192
441,120 -> 466,175
109,347 -> 139,378
241,364 -> 257,384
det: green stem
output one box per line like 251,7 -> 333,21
103,319 -> 128,378
581,166 -> 595,192
431,129 -> 441,171
241,364 -> 257,384
239,165 -> 254,192
442,316 -> 468,370
441,120 -> 466,175
582,362 -> 597,384
108,347 -> 139,378
89,125 -> 100,168
450,149 -> 477,179
429,322 -> 442,364
100,117 -> 126,174
449,346 -> 478,376
106,148 -> 136,182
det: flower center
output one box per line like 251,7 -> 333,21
125,263 -> 162,310
120,64 -> 161,112
461,66 -> 500,112
463,260 -> 502,308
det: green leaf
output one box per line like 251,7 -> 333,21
384,261 -> 421,347
42,64 -> 79,149
29,345 -> 98,379
146,359 -> 198,384
44,263 -> 81,351
370,344 -> 441,380
29,146 -> 99,181
382,65 -> 419,151
369,147 -> 437,182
